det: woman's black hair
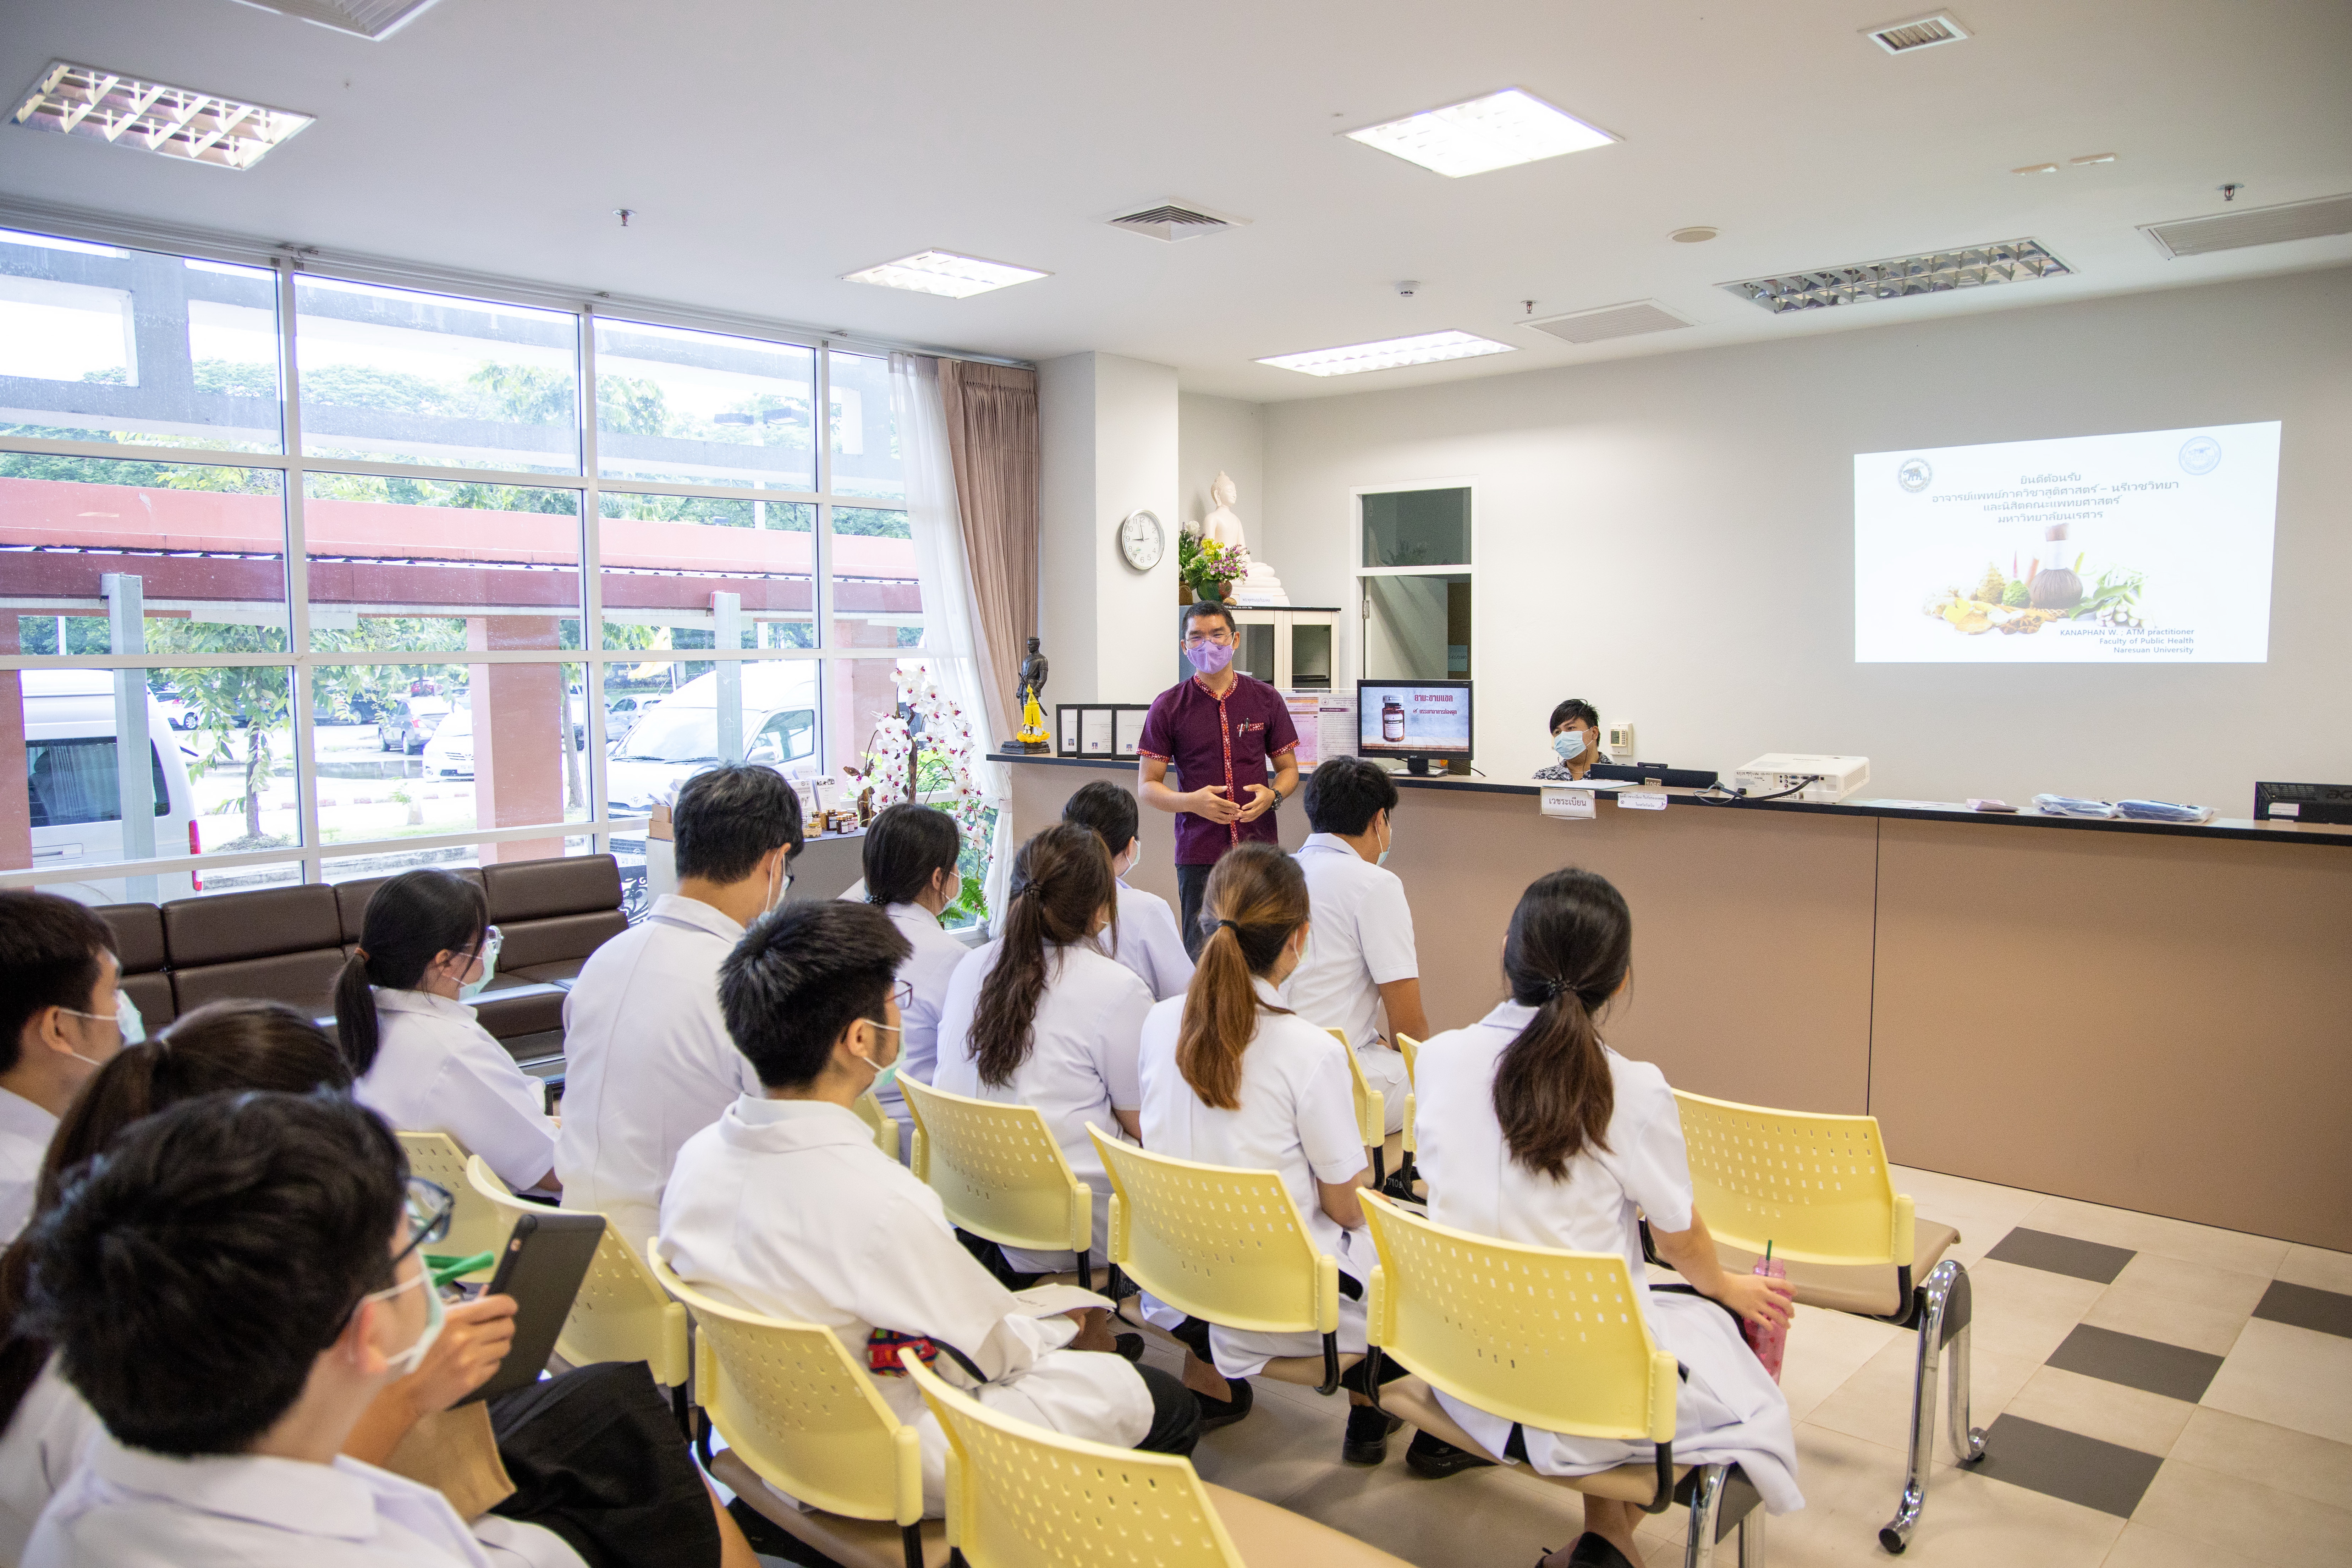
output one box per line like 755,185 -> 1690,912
1061,780 -> 1142,860
969,824 -> 1115,1089
1491,868 -> 1633,1179
861,803 -> 963,908
333,869 -> 489,1078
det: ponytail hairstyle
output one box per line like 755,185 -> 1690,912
1176,843 -> 1309,1112
969,824 -> 1115,1088
861,803 -> 963,908
1492,868 -> 1633,1179
334,868 -> 489,1079
0,998 -> 352,1429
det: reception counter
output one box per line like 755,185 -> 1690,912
994,753 -> 2352,1251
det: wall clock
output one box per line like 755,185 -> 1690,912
1117,508 -> 1165,571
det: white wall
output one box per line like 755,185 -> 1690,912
1177,392 -> 1264,534
1038,352 -> 1181,707
1259,267 -> 2352,812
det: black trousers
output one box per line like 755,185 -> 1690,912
1176,862 -> 1215,960
489,1360 -> 720,1568
1134,1361 -> 1204,1456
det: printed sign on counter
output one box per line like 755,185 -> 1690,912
1541,787 -> 1598,820
1617,789 -> 1669,811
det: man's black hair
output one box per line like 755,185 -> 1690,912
1548,698 -> 1600,734
861,803 -> 963,908
1178,600 -> 1236,638
0,891 -> 114,1077
23,1091 -> 406,1456
719,902 -> 912,1088
673,763 -> 806,884
1302,756 -> 1400,838
1062,779 -> 1141,858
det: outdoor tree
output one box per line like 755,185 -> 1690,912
142,621 -> 292,844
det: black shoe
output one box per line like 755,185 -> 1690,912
727,1496 -> 819,1563
1193,1375 -> 1253,1432
1405,1429 -> 1496,1479
1561,1533 -> 1638,1568
1342,1404 -> 1405,1464
1113,1332 -> 1145,1362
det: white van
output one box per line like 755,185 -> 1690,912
422,692 -> 473,779
22,669 -> 200,904
604,662 -> 819,815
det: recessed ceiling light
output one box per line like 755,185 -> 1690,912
227,0 -> 446,40
2070,153 -> 2117,166
1343,88 -> 1615,178
840,250 -> 1049,298
1669,226 -> 1719,243
1257,330 -> 1516,376
11,61 -> 313,171
1723,238 -> 2070,313
2012,163 -> 2060,175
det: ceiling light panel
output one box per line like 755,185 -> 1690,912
228,0 -> 446,40
841,250 -> 1049,298
1258,330 -> 1516,376
1345,89 -> 1615,178
11,61 -> 313,171
1724,238 -> 2070,313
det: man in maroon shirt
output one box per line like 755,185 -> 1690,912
1137,601 -> 1301,957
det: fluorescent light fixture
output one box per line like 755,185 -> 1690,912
1345,88 -> 1615,177
841,250 -> 1048,298
1258,330 -> 1516,376
1723,238 -> 2070,313
11,61 -> 313,171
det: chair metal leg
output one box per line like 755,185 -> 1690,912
901,1521 -> 924,1568
1738,1503 -> 1767,1568
1372,1144 -> 1385,1187
669,1381 -> 692,1442
1683,1463 -> 1729,1568
1317,1332 -> 1342,1395
1878,1258 -> 1979,1554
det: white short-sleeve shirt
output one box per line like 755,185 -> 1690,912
0,1358 -> 100,1562
1280,833 -> 1419,1050
356,990 -> 558,1195
880,903 -> 970,1088
0,1089 -> 59,1244
1101,881 -> 1194,1003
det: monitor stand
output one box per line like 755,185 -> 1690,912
1405,754 -> 1430,776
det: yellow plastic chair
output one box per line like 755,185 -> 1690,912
852,1090 -> 901,1160
464,1157 -> 689,1398
647,1249 -> 947,1568
900,1075 -> 1093,1282
1324,1027 -> 1388,1185
1356,1192 -> 1767,1568
1392,1031 -> 1422,1195
898,1347 -> 1419,1568
1671,1090 -> 1979,1555
1087,1125 -> 1350,1394
396,1130 -> 509,1282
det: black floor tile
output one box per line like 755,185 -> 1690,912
2045,1324 -> 2225,1403
1985,1227 -> 2137,1285
1971,1414 -> 2165,1518
2251,1279 -> 2352,1339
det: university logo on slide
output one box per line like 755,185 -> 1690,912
1896,457 -> 1932,492
2179,435 -> 2221,475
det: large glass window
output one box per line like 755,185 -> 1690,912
304,475 -> 581,653
599,493 -> 813,653
594,320 -> 814,492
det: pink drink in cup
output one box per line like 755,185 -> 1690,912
1742,1240 -> 1788,1382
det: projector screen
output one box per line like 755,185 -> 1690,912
1854,422 -> 2280,663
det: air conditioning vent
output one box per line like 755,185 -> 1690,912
1106,202 -> 1247,242
227,0 -> 445,38
1724,238 -> 2068,313
1866,13 -> 1970,54
2141,193 -> 2352,259
1523,300 -> 1693,345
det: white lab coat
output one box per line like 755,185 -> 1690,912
1413,1003 -> 1804,1515
1101,880 -> 1193,1002
875,902 -> 971,1159
1281,834 -> 1415,1134
555,895 -> 759,1256
933,941 -> 1152,1273
1136,980 -> 1371,1376
657,1096 -> 1151,1515
356,990 -> 557,1195
0,1091 -> 57,1245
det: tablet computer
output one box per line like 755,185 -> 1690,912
457,1208 -> 606,1405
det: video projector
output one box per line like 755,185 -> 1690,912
1732,753 -> 1871,804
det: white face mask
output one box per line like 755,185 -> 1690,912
760,855 -> 793,920
57,989 -> 141,1066
455,928 -> 502,1002
1375,815 -> 1393,867
364,1261 -> 446,1378
1553,729 -> 1589,761
852,1019 -> 903,1092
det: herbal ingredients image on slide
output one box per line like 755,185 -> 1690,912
1920,523 -> 2143,637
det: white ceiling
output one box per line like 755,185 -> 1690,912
4,0 -> 2349,401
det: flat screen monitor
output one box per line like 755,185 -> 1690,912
1357,680 -> 1471,771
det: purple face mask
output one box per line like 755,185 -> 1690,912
1185,640 -> 1236,675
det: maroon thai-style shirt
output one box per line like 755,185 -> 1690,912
1137,672 -> 1300,866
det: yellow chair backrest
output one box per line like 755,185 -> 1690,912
397,1130 -> 511,1276
648,1249 -> 923,1529
1672,1089 -> 1916,1268
1087,1127 -> 1337,1337
1325,1028 -> 1385,1149
901,1075 -> 1091,1258
465,1157 -> 689,1388
902,1347 -> 1246,1568
1394,1032 -> 1420,1156
850,1091 -> 899,1159
1359,1191 -> 1676,1445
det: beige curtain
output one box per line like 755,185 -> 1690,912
936,359 -> 1038,742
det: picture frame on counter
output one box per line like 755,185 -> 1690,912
1057,704 -> 1154,759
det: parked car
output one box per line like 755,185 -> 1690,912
421,694 -> 473,780
378,693 -> 451,754
604,664 -> 818,814
23,668 -> 199,904
603,691 -> 655,742
152,689 -> 194,730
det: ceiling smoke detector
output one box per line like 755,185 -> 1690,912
1724,238 -> 2068,313
1106,202 -> 1247,242
1523,300 -> 1693,345
227,0 -> 446,39
10,61 -> 314,171
2140,193 -> 2352,259
1866,13 -> 1971,54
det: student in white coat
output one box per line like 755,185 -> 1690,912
1280,759 -> 1427,1139
657,901 -> 1196,1517
933,824 -> 1152,1281
1061,781 -> 1193,1002
0,893 -> 132,1243
854,804 -> 971,1159
557,765 -> 802,1254
1412,869 -> 1802,1568
335,871 -> 559,1195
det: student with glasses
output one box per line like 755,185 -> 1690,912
0,893 -> 134,1244
335,869 -> 560,1196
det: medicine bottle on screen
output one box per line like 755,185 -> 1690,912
1381,698 -> 1405,743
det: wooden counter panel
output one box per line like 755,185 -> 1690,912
1870,819 -> 2352,1251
